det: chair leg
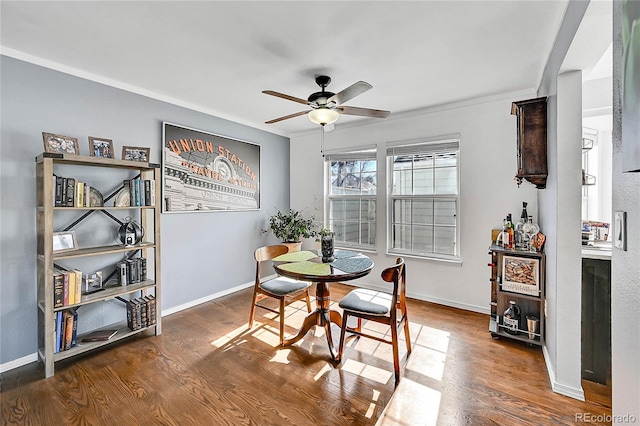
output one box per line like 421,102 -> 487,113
279,298 -> 286,346
248,287 -> 259,329
356,317 -> 362,333
403,310 -> 412,355
391,320 -> 401,385
337,311 -> 349,363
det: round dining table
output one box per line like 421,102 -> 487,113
273,249 -> 374,361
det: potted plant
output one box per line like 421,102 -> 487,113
267,209 -> 316,252
317,227 -> 335,263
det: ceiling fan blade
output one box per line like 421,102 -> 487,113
327,81 -> 372,105
262,90 -> 309,105
265,110 -> 309,124
338,105 -> 390,119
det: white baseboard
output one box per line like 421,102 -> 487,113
350,279 -> 489,315
161,279 -> 256,317
0,352 -> 38,373
542,345 -> 585,401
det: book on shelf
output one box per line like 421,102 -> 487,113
53,273 -> 64,308
149,179 -> 156,206
71,310 -> 78,347
67,269 -> 76,305
55,311 -> 63,353
65,178 -> 75,207
73,269 -> 82,304
63,310 -> 74,350
81,329 -> 117,342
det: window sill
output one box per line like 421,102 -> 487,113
387,250 -> 462,265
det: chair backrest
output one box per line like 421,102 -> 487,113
380,257 -> 406,311
255,244 -> 289,263
254,245 -> 289,283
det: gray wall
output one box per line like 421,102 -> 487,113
0,56 -> 290,366
612,0 -> 640,421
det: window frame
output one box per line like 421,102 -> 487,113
324,148 -> 378,252
386,137 -> 461,262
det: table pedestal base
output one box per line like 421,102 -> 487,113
282,282 -> 342,361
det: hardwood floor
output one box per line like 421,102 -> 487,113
1,284 -> 611,425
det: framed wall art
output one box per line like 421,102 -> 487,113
42,132 -> 79,155
122,146 -> 150,162
162,122 -> 261,213
89,137 -> 114,158
501,255 -> 540,296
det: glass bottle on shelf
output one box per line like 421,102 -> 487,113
506,214 -> 515,249
503,301 -> 521,335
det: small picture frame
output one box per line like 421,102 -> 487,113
52,231 -> 78,252
122,146 -> 150,162
42,132 -> 79,155
89,137 -> 114,159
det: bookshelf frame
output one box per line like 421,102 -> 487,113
36,152 -> 162,377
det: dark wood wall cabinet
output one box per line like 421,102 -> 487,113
511,97 -> 548,189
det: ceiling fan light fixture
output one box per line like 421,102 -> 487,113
308,107 -> 339,125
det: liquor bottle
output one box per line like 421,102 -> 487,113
503,301 -> 521,335
506,214 -> 515,249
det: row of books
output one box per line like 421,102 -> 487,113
124,179 -> 155,207
126,295 -> 157,331
117,257 -> 147,285
53,176 -> 97,207
55,309 -> 77,353
53,269 -> 83,308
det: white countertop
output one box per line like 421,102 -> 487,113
581,242 -> 612,260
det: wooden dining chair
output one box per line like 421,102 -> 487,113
337,257 -> 411,384
248,245 -> 313,345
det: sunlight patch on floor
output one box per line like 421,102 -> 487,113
375,378 -> 441,426
365,389 -> 381,418
341,359 -> 393,384
269,348 -> 292,364
313,363 -> 333,381
210,324 -> 252,348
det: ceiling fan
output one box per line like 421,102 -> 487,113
263,75 -> 390,127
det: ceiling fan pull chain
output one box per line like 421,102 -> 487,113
320,125 -> 325,155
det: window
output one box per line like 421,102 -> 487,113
387,138 -> 460,260
325,150 -> 377,250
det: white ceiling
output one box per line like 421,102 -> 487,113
1,1 -> 570,137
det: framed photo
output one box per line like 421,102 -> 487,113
122,146 -> 150,162
501,255 -> 540,296
89,137 -> 114,158
42,132 -> 79,155
52,231 -> 78,252
162,122 -> 261,213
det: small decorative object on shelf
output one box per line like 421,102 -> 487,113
117,217 -> 144,246
526,315 -> 539,340
503,301 -> 521,335
121,146 -> 150,162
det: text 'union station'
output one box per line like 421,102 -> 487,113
163,145 -> 259,212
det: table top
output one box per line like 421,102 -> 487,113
273,249 -> 374,283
